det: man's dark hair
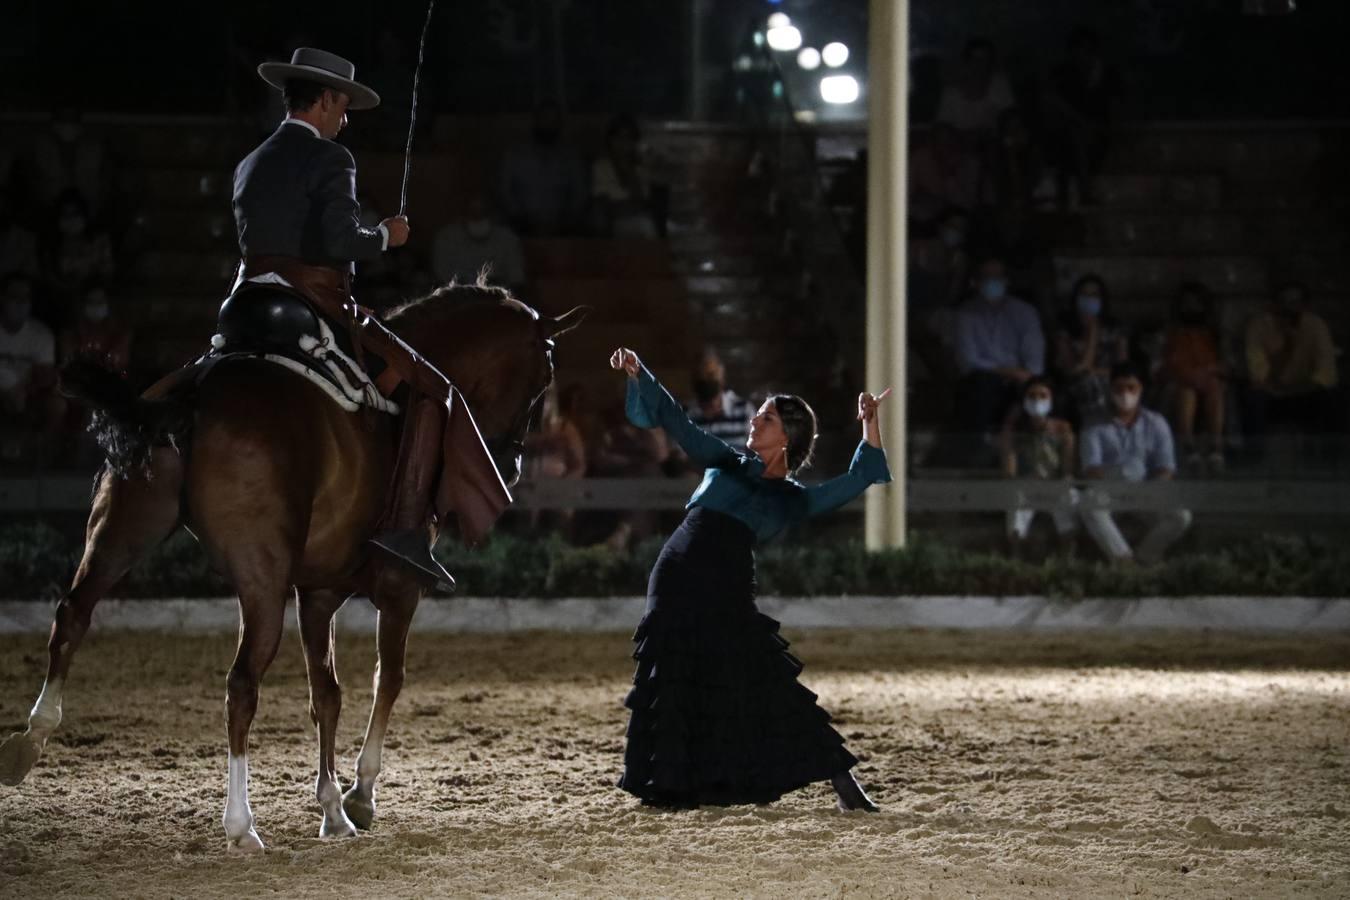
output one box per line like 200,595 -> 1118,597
283,78 -> 331,113
1109,360 -> 1147,385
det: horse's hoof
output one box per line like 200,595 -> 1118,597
320,811 -> 358,839
0,731 -> 42,787
342,785 -> 375,830
226,828 -> 265,854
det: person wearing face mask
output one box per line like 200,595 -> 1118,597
1053,273 -> 1129,426
58,280 -> 132,372
0,272 -> 64,461
685,349 -> 755,453
1161,282 -> 1226,474
999,377 -> 1079,557
0,188 -> 39,280
430,194 -> 526,294
499,101 -> 588,236
952,254 -> 1046,466
610,346 -> 891,812
1243,282 -> 1341,462
1079,361 -> 1191,564
935,38 -> 1017,142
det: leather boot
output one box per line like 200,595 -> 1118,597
370,393 -> 456,592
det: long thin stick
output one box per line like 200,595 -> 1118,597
399,0 -> 437,217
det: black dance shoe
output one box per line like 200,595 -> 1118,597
832,771 -> 880,812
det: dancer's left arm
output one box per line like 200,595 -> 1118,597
804,390 -> 892,516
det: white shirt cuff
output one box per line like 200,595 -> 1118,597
378,223 -> 390,251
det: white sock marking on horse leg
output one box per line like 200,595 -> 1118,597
28,677 -> 63,736
354,740 -> 383,800
223,752 -> 263,852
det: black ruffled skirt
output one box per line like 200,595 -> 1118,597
618,506 -> 857,807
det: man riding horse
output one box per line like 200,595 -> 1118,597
233,46 -> 487,589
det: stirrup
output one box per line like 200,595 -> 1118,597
369,530 -> 456,593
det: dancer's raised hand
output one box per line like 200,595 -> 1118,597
857,387 -> 892,423
610,347 -> 641,378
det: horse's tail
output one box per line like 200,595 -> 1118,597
60,360 -> 196,477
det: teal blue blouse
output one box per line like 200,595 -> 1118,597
625,363 -> 892,543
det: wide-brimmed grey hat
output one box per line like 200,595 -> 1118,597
258,48 -> 381,110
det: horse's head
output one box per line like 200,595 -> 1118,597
386,283 -> 587,487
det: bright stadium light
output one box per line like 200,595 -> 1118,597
797,47 -> 822,70
820,74 -> 860,104
822,42 -> 850,67
767,12 -> 790,29
766,24 -> 803,52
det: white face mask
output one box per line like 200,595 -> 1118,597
1024,397 -> 1052,418
84,301 -> 110,322
1113,390 -> 1140,412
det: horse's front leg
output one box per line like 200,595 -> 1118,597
297,588 -> 356,838
343,573 -> 420,830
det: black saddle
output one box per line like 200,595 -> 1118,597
215,282 -> 366,362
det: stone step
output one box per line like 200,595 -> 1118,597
1090,174 -> 1224,210
1105,127 -> 1341,178
1073,211 -> 1350,254
1052,253 -> 1270,298
521,239 -> 672,279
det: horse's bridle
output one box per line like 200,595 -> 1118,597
482,339 -> 553,479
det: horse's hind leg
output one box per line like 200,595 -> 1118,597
343,571 -> 421,830
297,588 -> 356,839
222,574 -> 288,854
0,450 -> 182,787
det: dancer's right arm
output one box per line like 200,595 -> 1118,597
610,348 -> 738,467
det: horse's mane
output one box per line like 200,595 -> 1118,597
384,277 -> 538,332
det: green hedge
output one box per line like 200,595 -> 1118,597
3,523 -> 1347,600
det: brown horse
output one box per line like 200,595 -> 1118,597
0,282 -> 585,852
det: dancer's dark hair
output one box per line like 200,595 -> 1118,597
768,394 -> 818,476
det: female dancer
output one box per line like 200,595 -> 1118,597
610,347 -> 891,811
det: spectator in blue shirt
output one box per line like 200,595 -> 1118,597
1079,361 -> 1192,563
951,254 -> 1045,465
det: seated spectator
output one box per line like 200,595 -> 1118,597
523,383 -> 589,536
1161,282 -> 1226,474
1080,361 -> 1191,564
1243,281 -> 1342,460
1053,273 -> 1129,426
58,279 -> 132,371
999,377 -> 1079,557
0,272 -> 64,463
0,188 -> 39,278
685,348 -> 755,452
499,102 -> 588,237
936,38 -> 1017,144
42,188 -> 115,328
590,402 -> 670,551
908,207 -> 972,385
591,114 -> 667,239
952,255 -> 1045,465
1045,27 -> 1123,207
908,123 -> 980,226
430,194 -> 526,293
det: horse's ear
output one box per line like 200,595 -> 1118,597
542,306 -> 590,339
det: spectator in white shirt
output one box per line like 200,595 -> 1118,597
430,194 -> 526,294
936,38 -> 1017,142
0,272 -> 65,461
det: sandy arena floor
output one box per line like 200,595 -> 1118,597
0,623 -> 1347,898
